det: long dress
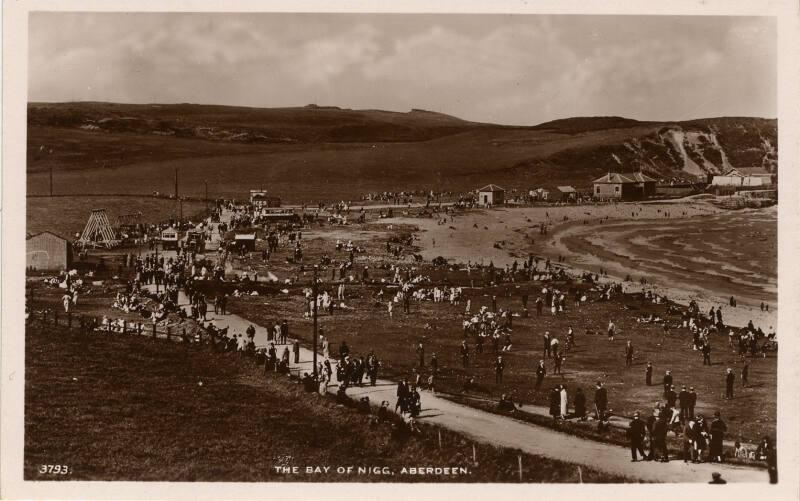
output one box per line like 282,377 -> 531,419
560,388 -> 568,417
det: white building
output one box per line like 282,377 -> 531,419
711,168 -> 772,188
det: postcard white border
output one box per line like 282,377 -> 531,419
3,1 -> 800,500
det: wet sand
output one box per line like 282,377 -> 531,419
391,199 -> 777,329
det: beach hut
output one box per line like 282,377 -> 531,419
551,186 -> 577,202
27,231 -> 72,271
477,184 -> 505,206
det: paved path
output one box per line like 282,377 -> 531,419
149,285 -> 763,483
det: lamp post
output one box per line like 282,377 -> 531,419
312,265 -> 319,379
154,235 -> 160,294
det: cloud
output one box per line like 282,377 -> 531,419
28,13 -> 776,124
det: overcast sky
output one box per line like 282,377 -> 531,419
28,13 -> 776,125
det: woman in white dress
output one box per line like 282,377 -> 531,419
559,385 -> 568,418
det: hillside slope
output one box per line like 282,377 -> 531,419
26,103 -> 776,201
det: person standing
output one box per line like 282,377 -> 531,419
645,362 -> 653,386
461,340 -> 470,368
495,355 -> 505,384
574,387 -> 586,420
559,385 -> 568,418
678,386 -> 690,423
430,353 -> 439,375
625,341 -> 634,368
416,342 -> 425,368
549,386 -> 561,423
628,412 -> 647,461
280,319 -> 289,345
607,320 -> 616,341
535,360 -> 546,391
653,412 -> 670,462
543,331 -> 551,357
708,411 -> 727,463
292,339 -> 300,364
594,381 -> 608,418
663,370 -> 673,398
688,387 -> 697,418
725,368 -> 735,399
742,362 -> 749,387
702,342 -> 712,366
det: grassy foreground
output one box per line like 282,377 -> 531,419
24,325 -> 630,482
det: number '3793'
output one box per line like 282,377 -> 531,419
39,464 -> 71,475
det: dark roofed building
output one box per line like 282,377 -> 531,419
551,185 -> 577,202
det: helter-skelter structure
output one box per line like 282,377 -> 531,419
77,209 -> 119,248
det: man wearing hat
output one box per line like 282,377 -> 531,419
709,411 -> 728,463
688,387 -> 698,418
678,385 -> 690,423
645,362 -> 653,386
594,381 -> 608,418
663,370 -> 673,398
627,412 -> 647,461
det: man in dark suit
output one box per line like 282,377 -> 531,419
494,355 -> 505,384
645,362 -> 653,386
663,370 -> 673,398
678,385 -> 690,422
594,381 -> 608,418
725,368 -> 735,399
628,412 -> 647,461
625,341 -> 634,368
666,385 -> 678,408
535,360 -> 546,391
688,387 -> 697,418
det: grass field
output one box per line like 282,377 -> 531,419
27,195 -> 207,239
218,219 -> 776,443
24,325 -> 628,482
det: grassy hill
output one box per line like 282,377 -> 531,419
27,102 -> 777,202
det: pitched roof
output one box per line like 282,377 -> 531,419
478,184 -> 505,192
27,230 -> 69,241
556,186 -> 577,193
593,172 -> 656,184
628,172 -> 657,183
737,167 -> 771,176
593,173 -> 634,184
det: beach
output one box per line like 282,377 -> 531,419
395,199 -> 777,329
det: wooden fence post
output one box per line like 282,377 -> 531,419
122,320 -> 127,335
137,323 -> 143,336
517,455 -> 523,482
472,444 -> 477,466
166,325 -> 171,340
438,430 -> 442,449
152,323 -> 157,339
68,311 -> 72,331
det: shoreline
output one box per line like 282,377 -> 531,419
394,200 -> 777,330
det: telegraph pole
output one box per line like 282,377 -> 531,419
312,265 -> 319,379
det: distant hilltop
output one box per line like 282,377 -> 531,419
27,101 -> 776,193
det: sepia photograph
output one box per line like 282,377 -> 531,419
2,1 -> 800,498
